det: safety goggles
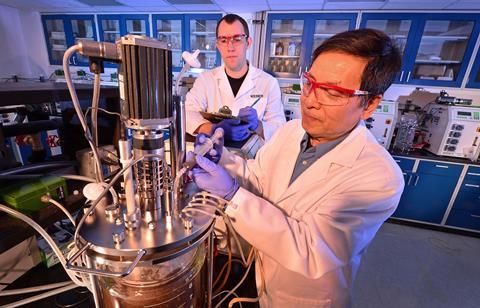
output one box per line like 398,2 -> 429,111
300,72 -> 370,106
216,34 -> 248,46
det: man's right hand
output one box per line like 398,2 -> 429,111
212,119 -> 250,141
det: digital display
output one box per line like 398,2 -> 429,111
458,111 -> 471,116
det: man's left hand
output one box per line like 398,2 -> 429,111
238,107 -> 259,131
190,155 -> 239,201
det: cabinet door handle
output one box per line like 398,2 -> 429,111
406,71 -> 411,82
413,175 -> 420,186
467,172 -> 480,177
407,174 -> 413,186
470,214 -> 480,219
435,164 -> 449,169
465,184 -> 480,188
399,71 -> 404,82
73,56 -> 77,65
395,159 -> 401,163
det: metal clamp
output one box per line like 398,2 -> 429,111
66,243 -> 146,278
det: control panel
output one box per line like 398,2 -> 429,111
282,94 -> 301,121
424,104 -> 480,160
366,100 -> 397,149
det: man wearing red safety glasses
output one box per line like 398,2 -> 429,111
190,29 -> 405,307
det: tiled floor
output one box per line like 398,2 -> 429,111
354,222 -> 480,308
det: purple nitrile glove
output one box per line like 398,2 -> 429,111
212,118 -> 250,142
194,130 -> 224,164
238,106 -> 259,131
189,155 -> 239,200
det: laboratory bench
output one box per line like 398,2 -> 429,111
0,81 -> 118,106
387,148 -> 480,237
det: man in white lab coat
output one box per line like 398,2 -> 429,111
191,29 -> 405,307
185,14 -> 285,142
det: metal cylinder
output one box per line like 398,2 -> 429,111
132,130 -> 165,220
78,40 -> 119,61
118,35 -> 173,125
172,95 -> 187,177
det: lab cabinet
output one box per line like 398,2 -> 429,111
98,14 -> 150,43
466,52 -> 480,88
152,14 -> 221,71
186,14 -> 222,70
392,158 -> 463,224
264,13 -> 357,78
446,166 -> 480,230
153,15 -> 184,70
360,13 -> 480,87
41,15 -> 97,66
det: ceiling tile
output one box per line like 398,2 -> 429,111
214,0 -> 265,4
445,0 -> 480,9
268,0 -> 324,4
323,2 -> 385,10
117,0 -> 171,6
217,4 -> 269,12
381,1 -> 454,9
269,3 -> 326,10
125,6 -> 179,11
94,5 -> 142,11
170,3 -> 221,10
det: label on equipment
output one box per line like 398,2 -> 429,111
119,74 -> 125,100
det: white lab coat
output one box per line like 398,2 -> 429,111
185,65 -> 286,140
219,120 -> 405,307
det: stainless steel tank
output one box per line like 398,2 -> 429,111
67,35 -> 218,308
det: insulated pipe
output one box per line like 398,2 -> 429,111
2,119 -> 63,137
118,139 -> 137,216
175,95 -> 186,175
0,161 -> 76,176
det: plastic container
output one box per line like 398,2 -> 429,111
0,176 -> 67,213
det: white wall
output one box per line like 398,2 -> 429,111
0,4 -> 50,79
18,9 -> 52,78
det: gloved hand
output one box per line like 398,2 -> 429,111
194,130 -> 224,163
190,155 -> 239,200
238,106 -> 259,131
212,118 -> 250,142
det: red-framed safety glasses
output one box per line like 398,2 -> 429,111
300,72 -> 370,106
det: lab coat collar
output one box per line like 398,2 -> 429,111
278,122 -> 368,204
212,64 -> 262,100
322,121 -> 368,168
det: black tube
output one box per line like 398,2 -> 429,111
2,118 -> 63,137
0,161 -> 76,176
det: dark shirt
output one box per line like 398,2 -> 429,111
226,68 -> 248,97
289,133 -> 348,185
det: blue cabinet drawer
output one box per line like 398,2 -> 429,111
392,157 -> 416,171
464,166 -> 480,182
416,161 -> 464,178
446,209 -> 480,231
451,189 -> 480,211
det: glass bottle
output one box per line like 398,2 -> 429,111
275,42 -> 284,56
288,42 -> 296,56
